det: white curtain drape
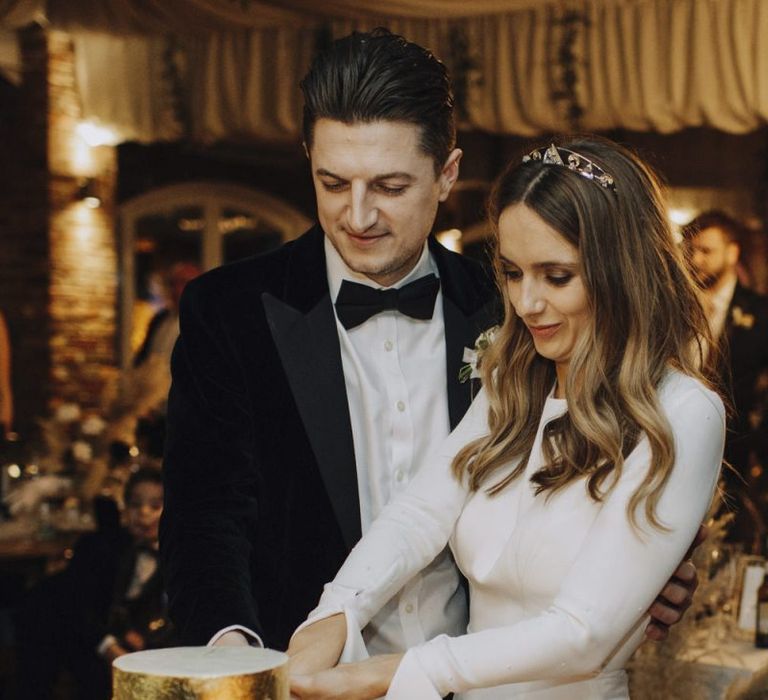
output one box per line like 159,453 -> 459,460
72,32 -> 180,143
0,0 -> 557,32
184,26 -> 317,142
4,0 -> 766,142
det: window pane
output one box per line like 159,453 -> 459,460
220,208 -> 282,264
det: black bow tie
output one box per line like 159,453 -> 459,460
335,274 -> 440,330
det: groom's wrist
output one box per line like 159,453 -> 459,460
363,653 -> 403,697
213,630 -> 250,646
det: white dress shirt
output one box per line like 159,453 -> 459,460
303,372 -> 724,698
703,272 -> 737,340
324,237 -> 467,655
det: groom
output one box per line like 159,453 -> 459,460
160,28 -> 697,657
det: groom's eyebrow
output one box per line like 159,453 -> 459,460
372,172 -> 415,182
315,168 -> 415,182
315,168 -> 344,179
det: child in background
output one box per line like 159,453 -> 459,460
13,467 -> 174,700
97,467 -> 173,662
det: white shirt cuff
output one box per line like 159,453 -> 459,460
207,625 -> 264,648
97,634 -> 119,658
338,609 -> 368,664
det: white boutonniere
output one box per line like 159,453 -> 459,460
459,326 -> 500,383
732,306 -> 755,330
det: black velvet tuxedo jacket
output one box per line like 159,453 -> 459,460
160,225 -> 499,649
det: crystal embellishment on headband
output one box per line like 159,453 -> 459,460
522,144 -> 617,192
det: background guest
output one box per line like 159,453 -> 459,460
0,310 -> 13,438
133,261 -> 201,459
96,467 -> 173,662
682,210 -> 768,550
133,261 -> 201,370
13,467 -> 173,700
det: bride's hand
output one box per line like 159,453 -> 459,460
290,654 -> 403,700
287,613 -> 347,676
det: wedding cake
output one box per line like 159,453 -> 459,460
112,646 -> 289,699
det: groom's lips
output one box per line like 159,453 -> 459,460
347,232 -> 389,247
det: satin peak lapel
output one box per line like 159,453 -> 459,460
443,296 -> 492,429
431,239 -> 499,430
262,289 -> 361,551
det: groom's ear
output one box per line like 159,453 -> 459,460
438,148 -> 462,202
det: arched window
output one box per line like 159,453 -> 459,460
118,182 -> 311,368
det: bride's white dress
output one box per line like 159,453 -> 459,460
303,371 -> 724,699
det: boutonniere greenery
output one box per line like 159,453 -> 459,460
459,326 -> 500,383
732,306 -> 755,330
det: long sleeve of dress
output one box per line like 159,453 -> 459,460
303,375 -> 724,697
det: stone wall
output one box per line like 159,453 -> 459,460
0,26 -> 117,434
47,30 -> 118,407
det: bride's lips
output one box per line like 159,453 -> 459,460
527,323 -> 561,339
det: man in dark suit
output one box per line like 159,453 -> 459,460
682,210 -> 768,548
160,29 -> 698,663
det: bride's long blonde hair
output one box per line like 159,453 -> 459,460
452,137 -> 716,529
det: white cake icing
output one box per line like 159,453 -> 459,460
113,646 -> 289,699
114,646 -> 287,678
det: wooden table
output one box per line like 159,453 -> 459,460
0,529 -> 80,588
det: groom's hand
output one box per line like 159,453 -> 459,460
644,523 -> 707,641
287,613 -> 347,677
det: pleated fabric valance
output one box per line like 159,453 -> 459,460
2,0 -> 766,142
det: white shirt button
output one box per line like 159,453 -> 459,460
395,469 -> 405,482
404,603 -> 414,614
384,340 -> 393,351
396,400 -> 405,412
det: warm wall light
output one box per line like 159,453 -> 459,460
77,177 -> 101,208
668,207 -> 697,245
72,120 -> 119,176
669,207 -> 696,226
436,228 -> 463,253
76,120 -> 119,148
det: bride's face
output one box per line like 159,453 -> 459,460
497,203 -> 591,380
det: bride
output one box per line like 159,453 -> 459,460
288,136 -> 724,699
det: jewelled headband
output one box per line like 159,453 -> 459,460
522,144 -> 617,192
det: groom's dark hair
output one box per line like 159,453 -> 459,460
300,28 -> 456,175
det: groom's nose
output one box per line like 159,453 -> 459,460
345,181 -> 378,233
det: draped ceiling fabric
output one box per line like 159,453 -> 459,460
1,0 -> 767,143
73,33 -> 182,143
0,0 -> 566,31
